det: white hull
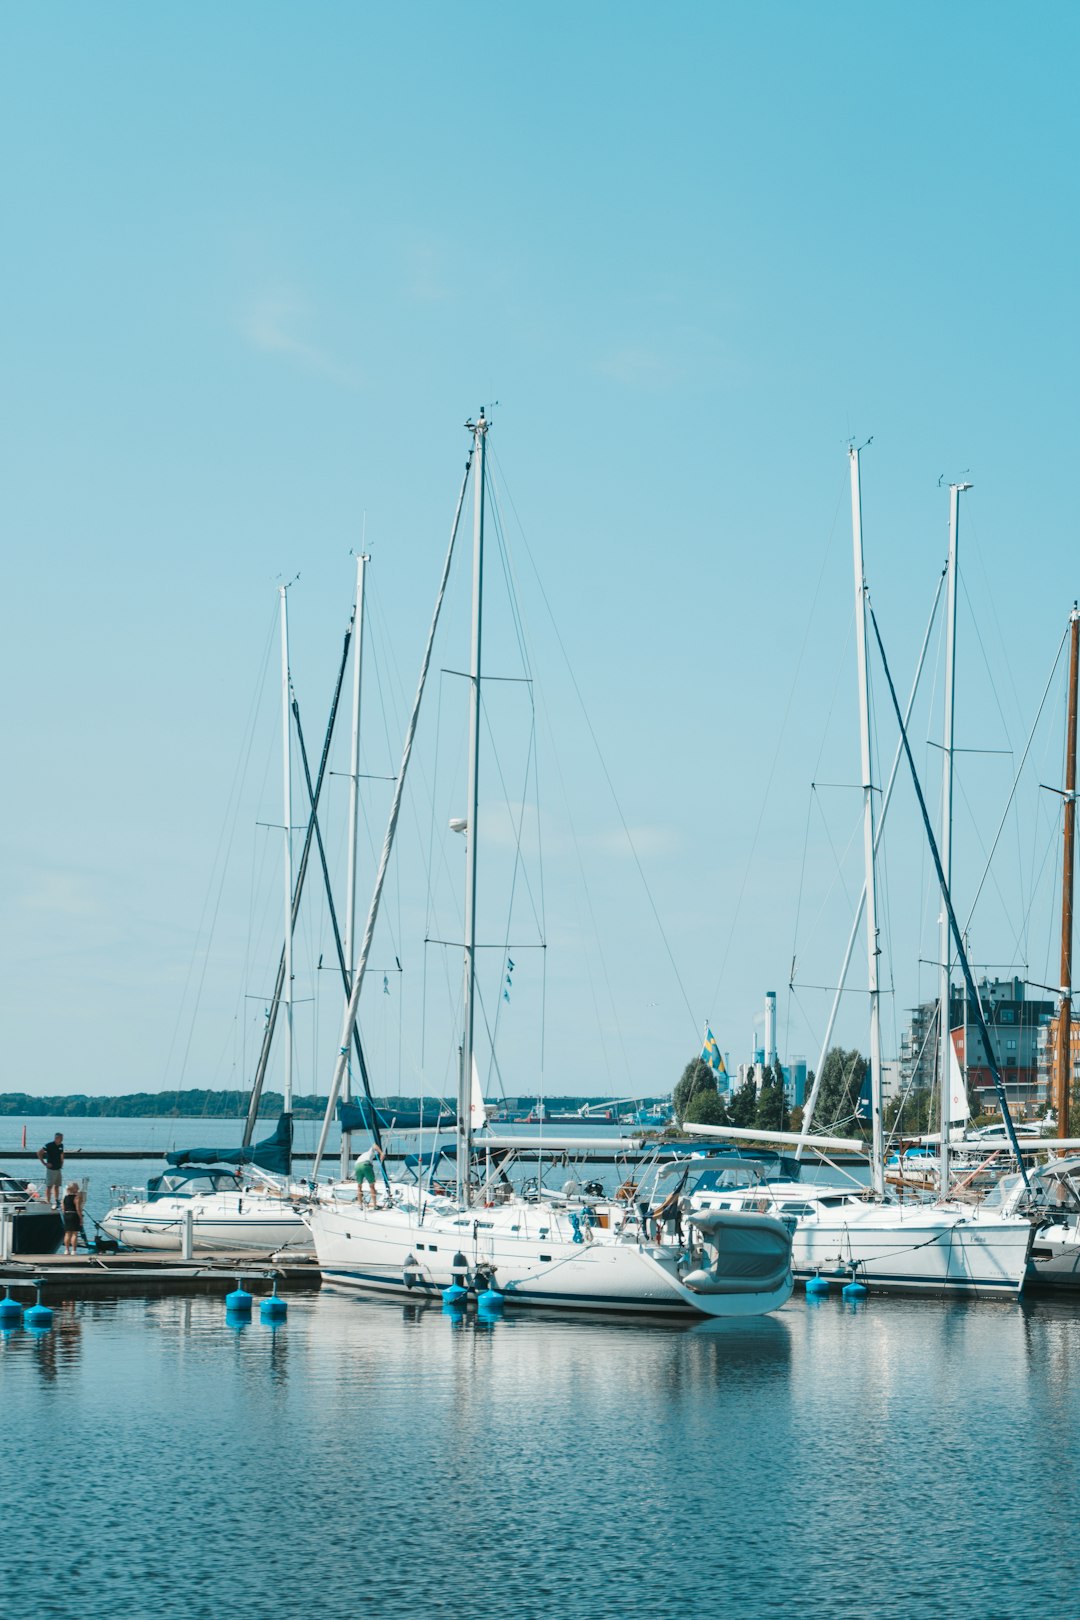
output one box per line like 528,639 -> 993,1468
789,1205 -> 1032,1297
303,1194 -> 794,1318
688,1180 -> 1031,1298
101,1194 -> 313,1254
1027,1220 -> 1080,1288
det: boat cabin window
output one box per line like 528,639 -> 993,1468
779,1202 -> 814,1216
147,1169 -> 242,1199
691,1167 -> 761,1194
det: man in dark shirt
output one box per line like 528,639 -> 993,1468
37,1133 -> 64,1206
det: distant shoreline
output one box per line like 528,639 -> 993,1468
2,1090 -> 328,1119
0,1090 -> 642,1120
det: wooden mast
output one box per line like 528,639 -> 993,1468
1057,606 -> 1080,1131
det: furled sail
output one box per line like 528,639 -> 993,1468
166,1112 -> 293,1176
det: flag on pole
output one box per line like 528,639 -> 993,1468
700,1024 -> 727,1078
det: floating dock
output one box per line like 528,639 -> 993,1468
0,1251 -> 321,1300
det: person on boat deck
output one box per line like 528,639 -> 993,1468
61,1182 -> 84,1255
652,1187 -> 684,1246
354,1142 -> 384,1208
37,1134 -> 65,1207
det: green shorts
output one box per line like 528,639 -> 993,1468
355,1163 -> 376,1186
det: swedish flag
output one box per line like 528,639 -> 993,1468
700,1025 -> 726,1076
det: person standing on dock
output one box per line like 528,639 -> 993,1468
37,1134 -> 65,1207
61,1183 -> 84,1254
354,1142 -> 384,1209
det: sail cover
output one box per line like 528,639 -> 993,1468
337,1097 -> 453,1131
165,1112 -> 293,1175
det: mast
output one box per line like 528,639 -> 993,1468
459,409 -> 488,1204
938,482 -> 970,1195
311,447 -> 474,1181
849,445 -> 884,1196
243,622 -> 352,1147
279,584 -> 294,1116
1057,606 -> 1080,1131
796,568 -> 945,1155
340,552 -> 369,1179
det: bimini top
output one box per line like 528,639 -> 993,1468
146,1167 -> 245,1201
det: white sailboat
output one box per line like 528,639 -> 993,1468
103,584 -> 313,1254
683,453 -> 1033,1298
303,413 -> 795,1318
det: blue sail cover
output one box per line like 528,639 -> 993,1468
165,1112 -> 293,1175
337,1097 -> 454,1131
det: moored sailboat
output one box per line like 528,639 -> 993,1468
684,452 -> 1032,1298
303,412 -> 795,1318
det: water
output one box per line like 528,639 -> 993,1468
2,1285 -> 1078,1617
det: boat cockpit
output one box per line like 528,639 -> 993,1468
145,1167 -> 245,1201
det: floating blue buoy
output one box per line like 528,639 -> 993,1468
25,1281 -> 52,1332
0,1289 -> 23,1327
260,1286 -> 287,1323
226,1282 -> 253,1315
477,1288 -> 504,1315
442,1284 -> 468,1309
805,1274 -> 830,1295
842,1279 -> 869,1300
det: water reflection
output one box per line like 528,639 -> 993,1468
3,1290 -> 1080,1615
4,1299 -> 85,1384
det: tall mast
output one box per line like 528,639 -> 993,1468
796,569 -> 945,1155
279,583 -> 294,1116
938,482 -> 970,1195
311,450 -> 474,1182
340,552 -> 369,1179
1057,606 -> 1080,1131
459,409 -> 488,1204
849,446 -> 884,1196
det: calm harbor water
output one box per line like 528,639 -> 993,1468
3,1284 -> 1079,1618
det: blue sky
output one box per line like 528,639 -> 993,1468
3,2 -> 1078,1100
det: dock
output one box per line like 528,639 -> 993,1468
0,1251 -> 322,1300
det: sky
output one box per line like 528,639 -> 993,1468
2,1 -> 1078,1102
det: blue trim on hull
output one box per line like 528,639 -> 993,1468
320,1268 -> 706,1316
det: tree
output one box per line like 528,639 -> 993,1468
728,1067 -> 758,1127
684,1090 -> 731,1128
884,1088 -> 934,1136
755,1064 -> 789,1131
810,1047 -> 868,1132
674,1058 -> 718,1125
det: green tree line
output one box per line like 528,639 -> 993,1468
0,1091 -> 328,1119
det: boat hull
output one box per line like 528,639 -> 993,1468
1026,1220 -> 1080,1289
100,1195 -> 313,1253
790,1206 -> 1031,1297
303,1198 -> 793,1318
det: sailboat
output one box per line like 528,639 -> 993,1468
684,454 -> 1033,1297
302,413 -> 795,1317
103,584 -> 315,1254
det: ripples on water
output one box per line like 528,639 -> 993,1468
3,1289 -> 1079,1619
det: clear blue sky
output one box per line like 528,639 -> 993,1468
3,2 -> 1077,1100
